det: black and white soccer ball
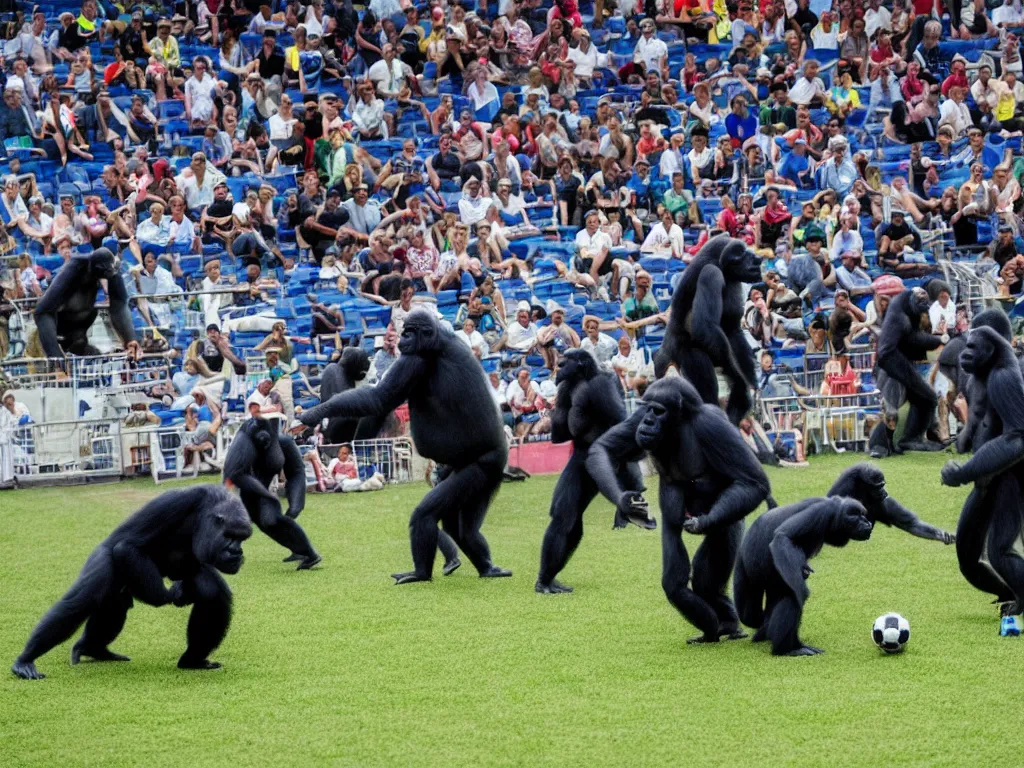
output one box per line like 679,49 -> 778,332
872,613 -> 911,654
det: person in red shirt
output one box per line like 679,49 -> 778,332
941,56 -> 970,97
869,29 -> 904,78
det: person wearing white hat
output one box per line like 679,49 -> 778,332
536,300 -> 580,371
491,299 -> 539,355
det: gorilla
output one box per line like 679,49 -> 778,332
34,248 -> 137,358
734,497 -> 873,656
653,234 -> 763,426
826,463 -> 954,543
316,347 -> 371,444
587,377 -> 771,643
871,288 -> 946,454
941,327 -> 1024,617
536,349 -> 654,595
299,310 -> 511,584
948,310 -> 1022,455
12,486 -> 252,680
223,418 -> 321,570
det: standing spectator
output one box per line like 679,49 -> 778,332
579,315 -> 618,372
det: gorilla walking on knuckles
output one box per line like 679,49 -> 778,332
12,486 -> 252,680
535,349 -> 655,595
588,377 -> 771,643
299,310 -> 511,584
223,418 -> 322,569
653,234 -> 763,425
34,247 -> 137,358
941,326 -> 1024,618
734,497 -> 874,656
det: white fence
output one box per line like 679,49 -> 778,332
758,391 -> 883,455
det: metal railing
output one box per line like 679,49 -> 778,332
758,391 -> 883,455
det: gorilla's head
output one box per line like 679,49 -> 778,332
826,498 -> 873,545
961,325 -> 1007,377
88,247 -> 118,280
341,346 -> 370,382
970,308 -> 1013,342
399,311 -> 443,356
907,287 -> 931,317
241,417 -> 283,465
555,348 -> 599,385
832,463 -> 888,509
719,237 -> 764,283
636,377 -> 702,450
194,487 -> 253,574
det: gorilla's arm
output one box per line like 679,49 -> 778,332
686,410 -> 771,533
943,368 -> 1024,486
33,258 -> 89,358
586,411 -> 647,505
550,383 -> 572,444
299,354 -> 426,426
876,496 -> 955,543
769,507 -> 823,603
111,539 -> 179,606
691,266 -> 743,380
279,435 -> 306,519
223,430 -> 278,502
106,273 -> 137,347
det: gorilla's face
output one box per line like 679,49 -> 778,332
961,329 -> 995,376
723,242 -> 764,283
636,398 -> 673,450
196,496 -> 253,574
89,248 -> 118,280
555,349 -> 596,385
908,288 -> 930,317
859,467 -> 888,506
399,316 -> 440,356
831,499 -> 873,544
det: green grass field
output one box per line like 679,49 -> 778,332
2,453 -> 1022,767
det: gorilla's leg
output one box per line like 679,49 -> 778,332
679,346 -> 719,406
353,413 -> 389,441
868,420 -> 894,459
537,451 -> 598,593
71,587 -> 133,664
451,448 -> 510,579
691,520 -> 748,640
732,556 -> 764,636
987,474 -> 1024,609
12,550 -> 111,679
883,355 -> 940,450
725,329 -> 754,426
251,495 -> 319,568
659,483 -> 721,642
956,487 -> 1015,603
178,567 -> 232,671
765,582 -> 819,656
438,530 -> 462,576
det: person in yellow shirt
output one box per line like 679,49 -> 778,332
147,19 -> 182,102
285,24 -> 306,87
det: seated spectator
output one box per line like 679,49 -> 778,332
829,290 -> 866,354
181,401 -> 223,473
877,211 -> 923,275
455,318 -> 489,359
835,250 -> 875,300
536,303 -> 580,371
327,444 -> 386,492
928,284 -> 956,339
493,300 -> 540,356
850,290 -> 892,343
579,315 -> 618,372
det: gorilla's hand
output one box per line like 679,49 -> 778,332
941,460 -> 965,488
616,492 -> 655,529
941,530 -> 956,545
682,515 -> 706,535
11,661 -> 44,680
168,581 -> 193,607
802,564 -> 814,580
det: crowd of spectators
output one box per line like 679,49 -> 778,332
1,0 -> 1024,477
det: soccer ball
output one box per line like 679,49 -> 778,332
872,613 -> 911,654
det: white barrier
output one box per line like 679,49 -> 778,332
758,391 -> 882,455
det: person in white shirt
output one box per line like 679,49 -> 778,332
350,81 -> 387,139
455,317 -> 489,358
659,132 -> 686,178
567,28 -> 603,83
641,208 -> 685,258
487,370 -> 508,412
175,152 -> 223,212
809,13 -> 839,51
457,176 -> 493,226
495,300 -> 539,354
505,367 -> 541,421
184,56 -> 219,127
938,84 -> 972,138
464,63 -> 500,112
575,209 -> 613,283
994,0 -> 1024,27
928,286 -> 956,337
788,60 -> 828,106
611,335 -> 652,393
579,316 -> 618,372
268,93 -> 297,139
367,43 -> 415,99
136,201 -> 172,245
633,18 -> 667,75
864,0 -> 892,40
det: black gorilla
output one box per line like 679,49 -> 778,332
12,486 -> 252,680
734,497 -> 873,656
299,310 -> 511,583
941,327 -> 1024,615
949,310 -> 1020,455
871,287 -> 945,453
587,377 -> 771,642
34,248 -> 136,358
653,234 -> 763,425
536,349 -> 654,595
316,347 -> 371,444
223,418 -> 321,569
827,463 -> 954,543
